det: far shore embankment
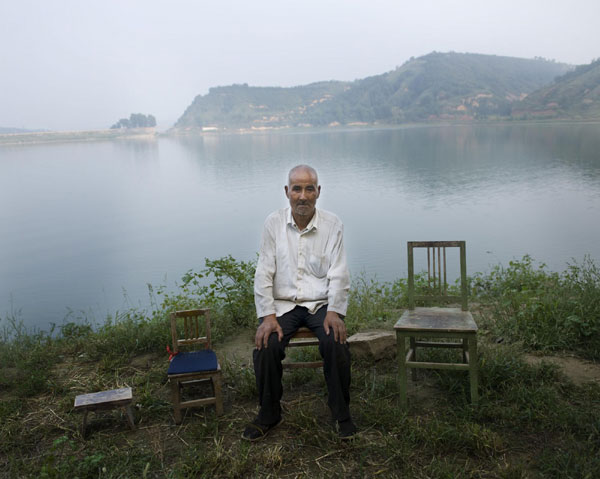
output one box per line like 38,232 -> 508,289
165,118 -> 600,137
0,127 -> 156,146
4,119 -> 599,146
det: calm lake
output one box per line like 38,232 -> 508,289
2,123 -> 600,331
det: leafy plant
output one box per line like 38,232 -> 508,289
158,255 -> 257,341
346,274 -> 407,333
472,255 -> 600,359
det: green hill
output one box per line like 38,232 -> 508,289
512,59 -> 600,119
174,52 -> 571,130
305,52 -> 570,124
175,81 -> 349,129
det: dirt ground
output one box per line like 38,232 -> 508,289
215,328 -> 600,387
217,329 -> 256,367
16,328 -> 595,478
524,353 -> 600,385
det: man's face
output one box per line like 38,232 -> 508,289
285,168 -> 320,223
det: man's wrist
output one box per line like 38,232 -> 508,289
327,309 -> 346,319
260,314 -> 277,324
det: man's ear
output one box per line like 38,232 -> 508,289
317,185 -> 321,198
284,185 -> 290,198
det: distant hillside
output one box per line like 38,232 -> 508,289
305,52 -> 570,124
174,52 -> 570,130
513,59 -> 600,119
175,81 -> 349,129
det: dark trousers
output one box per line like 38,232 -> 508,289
253,305 -> 352,425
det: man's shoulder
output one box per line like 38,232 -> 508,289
317,208 -> 344,228
263,208 -> 288,226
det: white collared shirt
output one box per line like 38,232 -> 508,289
254,207 -> 350,318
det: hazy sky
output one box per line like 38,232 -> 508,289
1,0 -> 598,131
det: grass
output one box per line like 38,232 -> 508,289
472,255 -> 600,360
0,255 -> 599,478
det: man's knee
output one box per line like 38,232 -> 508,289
319,334 -> 351,363
254,333 -> 285,362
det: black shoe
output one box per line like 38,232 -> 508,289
337,418 -> 357,440
242,418 -> 283,442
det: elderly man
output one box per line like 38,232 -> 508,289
242,164 -> 356,441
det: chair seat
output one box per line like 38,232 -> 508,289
168,349 -> 218,375
394,307 -> 477,334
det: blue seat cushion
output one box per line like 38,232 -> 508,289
168,349 -> 218,375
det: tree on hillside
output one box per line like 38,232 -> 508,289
111,113 -> 156,129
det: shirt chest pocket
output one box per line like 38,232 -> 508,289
307,253 -> 329,278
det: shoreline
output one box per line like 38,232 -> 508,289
3,119 -> 599,146
166,117 -> 600,137
0,127 -> 157,146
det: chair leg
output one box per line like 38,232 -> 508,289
468,335 -> 479,406
170,379 -> 182,424
409,336 -> 417,381
213,374 -> 224,416
397,332 -> 408,407
462,338 -> 468,363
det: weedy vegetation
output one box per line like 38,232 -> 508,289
1,255 -> 599,478
472,255 -> 600,360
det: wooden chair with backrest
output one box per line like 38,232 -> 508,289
167,309 -> 223,423
394,241 -> 478,407
282,327 -> 324,370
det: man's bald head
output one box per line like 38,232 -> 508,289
288,165 -> 318,186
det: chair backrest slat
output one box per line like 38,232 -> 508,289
427,246 -> 432,286
426,246 -> 449,294
170,309 -> 211,353
407,241 -> 468,311
443,247 -> 447,294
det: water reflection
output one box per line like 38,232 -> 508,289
170,123 -> 600,281
1,123 -> 599,330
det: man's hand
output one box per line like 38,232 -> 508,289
323,311 -> 347,344
255,314 -> 283,349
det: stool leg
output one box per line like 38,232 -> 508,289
124,405 -> 136,429
81,409 -> 89,438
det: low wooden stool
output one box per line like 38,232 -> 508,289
74,387 -> 135,437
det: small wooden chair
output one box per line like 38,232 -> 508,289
167,309 -> 223,423
283,327 -> 323,369
394,241 -> 478,407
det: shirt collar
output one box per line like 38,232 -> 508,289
287,207 -> 319,233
